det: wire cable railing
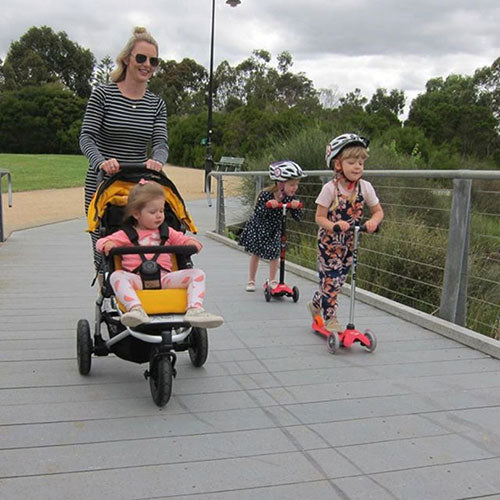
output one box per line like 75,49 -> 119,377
209,169 -> 500,339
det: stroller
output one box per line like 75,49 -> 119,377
77,165 -> 208,407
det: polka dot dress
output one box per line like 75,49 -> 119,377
239,190 -> 303,259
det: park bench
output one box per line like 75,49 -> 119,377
214,156 -> 245,172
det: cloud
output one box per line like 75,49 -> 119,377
1,0 -> 498,108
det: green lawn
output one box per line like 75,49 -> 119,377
0,154 -> 88,192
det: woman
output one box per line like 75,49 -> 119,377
80,26 -> 168,270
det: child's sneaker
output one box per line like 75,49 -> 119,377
325,317 -> 342,333
307,301 -> 321,320
185,307 -> 224,329
269,280 -> 278,290
245,280 -> 256,292
121,306 -> 150,327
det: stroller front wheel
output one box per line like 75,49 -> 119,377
188,327 -> 209,367
76,319 -> 93,375
149,353 -> 173,407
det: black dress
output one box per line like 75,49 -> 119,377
239,190 -> 303,259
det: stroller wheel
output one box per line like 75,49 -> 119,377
76,319 -> 93,375
149,353 -> 173,407
188,327 -> 209,367
292,286 -> 299,303
363,329 -> 377,353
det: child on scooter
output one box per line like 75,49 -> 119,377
308,134 -> 384,332
96,180 -> 224,329
239,160 -> 306,292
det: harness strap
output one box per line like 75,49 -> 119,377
121,221 -> 170,272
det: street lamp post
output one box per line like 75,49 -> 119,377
204,0 -> 241,193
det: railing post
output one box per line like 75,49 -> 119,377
439,179 -> 472,326
0,170 -> 13,243
215,175 -> 226,235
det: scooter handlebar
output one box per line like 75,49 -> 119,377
332,223 -> 380,233
265,201 -> 304,209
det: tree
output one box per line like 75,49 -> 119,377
366,88 -> 406,117
407,74 -> 498,158
149,58 -> 207,116
339,88 -> 368,111
2,25 -> 95,97
0,84 -> 87,153
94,55 -> 114,87
318,87 -> 341,109
0,58 -> 4,90
214,60 -> 243,111
474,57 -> 500,127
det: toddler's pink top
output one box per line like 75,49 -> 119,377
96,228 -> 199,272
315,179 -> 379,208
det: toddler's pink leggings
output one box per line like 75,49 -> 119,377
110,268 -> 206,311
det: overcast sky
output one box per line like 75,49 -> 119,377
1,0 -> 499,110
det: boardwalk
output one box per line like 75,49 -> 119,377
1,199 -> 499,500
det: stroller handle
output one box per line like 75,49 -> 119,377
265,201 -> 304,209
108,244 -> 199,257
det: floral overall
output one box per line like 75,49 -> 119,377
312,182 -> 364,321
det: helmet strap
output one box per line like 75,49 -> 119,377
277,181 -> 286,200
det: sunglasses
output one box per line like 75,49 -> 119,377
133,53 -> 160,67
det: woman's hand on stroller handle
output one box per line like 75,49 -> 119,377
99,158 -> 120,175
145,159 -> 163,172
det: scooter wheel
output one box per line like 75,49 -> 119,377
363,329 -> 377,353
326,332 -> 340,354
292,286 -> 299,303
264,285 -> 271,302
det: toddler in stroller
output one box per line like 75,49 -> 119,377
77,166 -> 223,406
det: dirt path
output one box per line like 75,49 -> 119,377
1,165 -> 241,238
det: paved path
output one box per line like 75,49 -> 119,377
0,199 -> 499,499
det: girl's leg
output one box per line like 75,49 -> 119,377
161,269 -> 206,309
162,269 -> 224,328
269,258 -> 279,284
249,254 -> 259,283
109,270 -> 143,311
315,242 -> 353,322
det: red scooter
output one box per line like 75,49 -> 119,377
312,223 -> 377,354
264,200 -> 304,303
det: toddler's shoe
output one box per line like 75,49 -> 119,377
185,307 -> 224,329
325,317 -> 342,333
307,301 -> 321,320
245,280 -> 256,292
121,306 -> 150,327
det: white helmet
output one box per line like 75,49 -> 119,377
269,160 -> 307,181
325,133 -> 370,169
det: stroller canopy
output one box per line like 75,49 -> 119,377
87,169 -> 197,234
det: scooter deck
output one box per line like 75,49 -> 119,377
312,315 -> 376,351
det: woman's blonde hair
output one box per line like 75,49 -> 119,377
124,181 -> 165,224
110,26 -> 159,83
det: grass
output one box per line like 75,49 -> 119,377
0,154 -> 88,192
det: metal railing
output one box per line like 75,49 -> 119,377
0,169 -> 13,242
208,169 -> 500,337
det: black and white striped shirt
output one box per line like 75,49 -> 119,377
80,83 -> 168,173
